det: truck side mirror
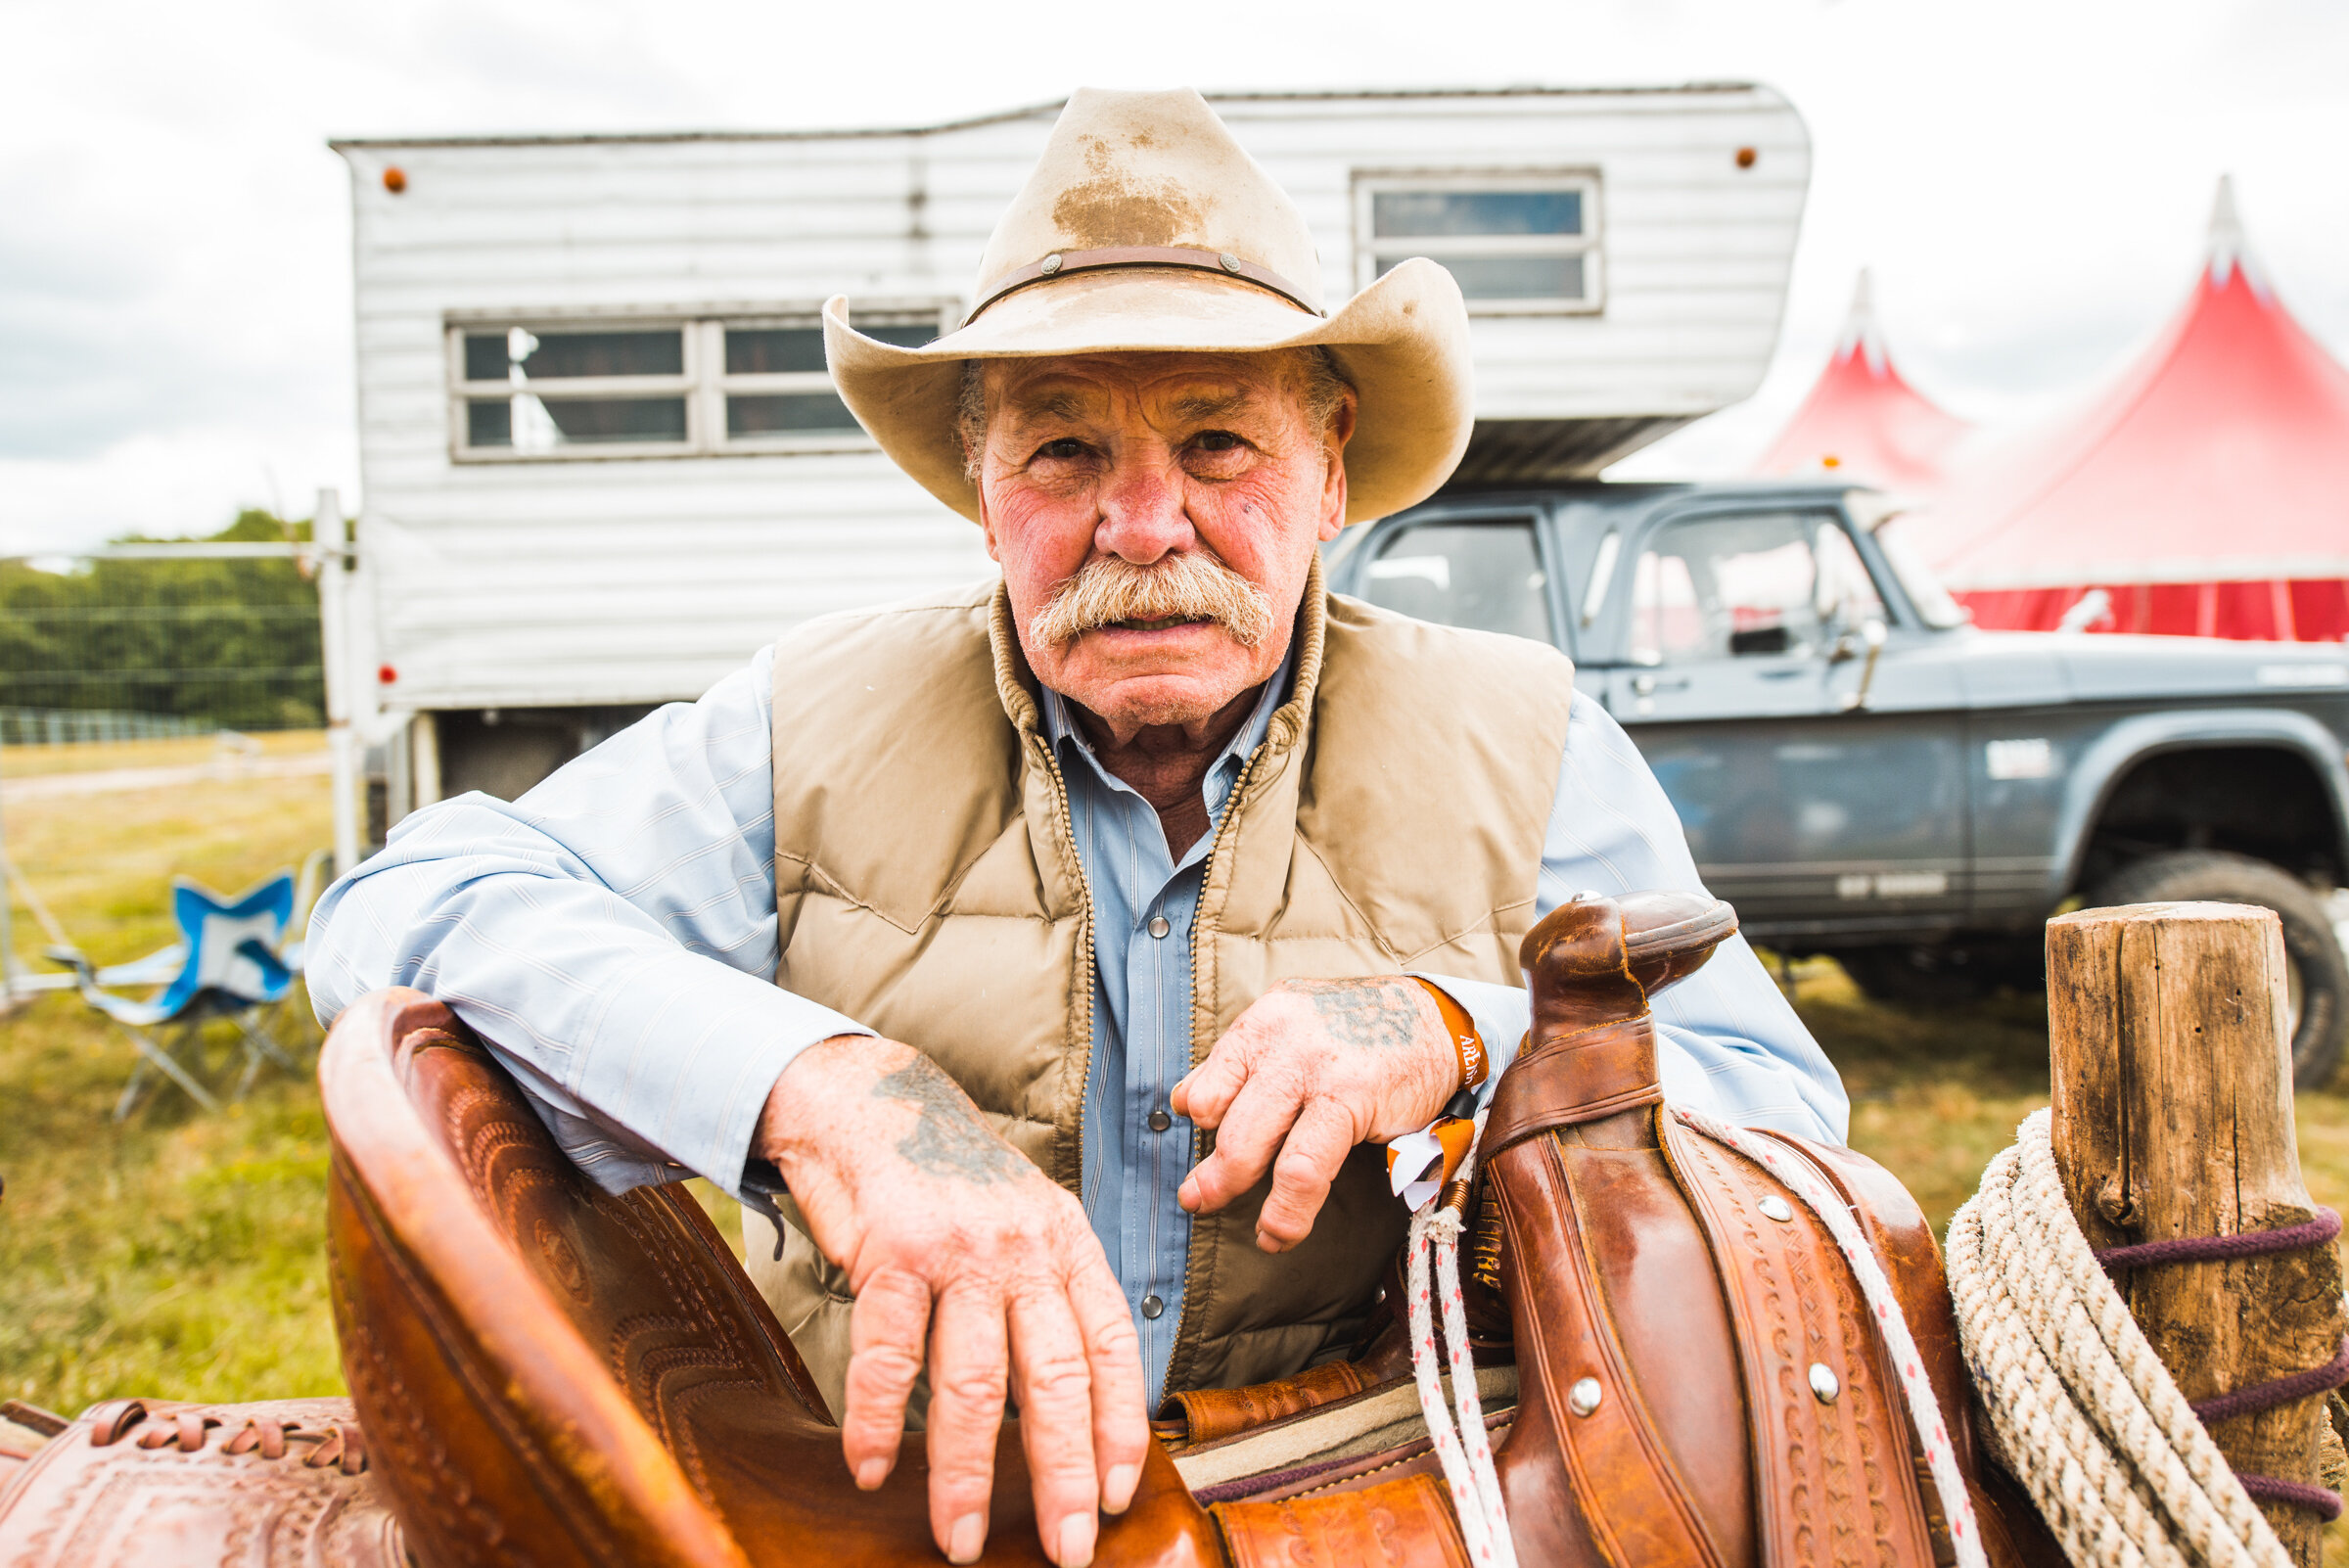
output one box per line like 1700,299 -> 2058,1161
1834,617 -> 1889,712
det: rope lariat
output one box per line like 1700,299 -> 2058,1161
1946,1108 -> 2328,1568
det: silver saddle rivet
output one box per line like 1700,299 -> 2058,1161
1220,252 -> 1243,272
1039,254 -> 1063,275
1809,1362 -> 1840,1405
1567,1377 -> 1603,1417
1572,889 -> 1604,902
1758,1195 -> 1795,1223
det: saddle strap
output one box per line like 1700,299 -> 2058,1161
1214,1471 -> 1471,1568
1660,1114 -> 1940,1568
1164,1360 -> 1375,1446
1489,1127 -> 1727,1568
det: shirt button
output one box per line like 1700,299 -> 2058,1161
1148,1109 -> 1173,1132
1140,1294 -> 1166,1319
1147,915 -> 1172,939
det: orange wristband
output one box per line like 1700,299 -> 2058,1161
1411,979 -> 1488,1093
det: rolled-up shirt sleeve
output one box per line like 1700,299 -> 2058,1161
304,646 -> 870,1202
1411,687 -> 1848,1148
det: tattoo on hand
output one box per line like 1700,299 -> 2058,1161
1284,977 -> 1427,1052
871,1058 -> 1029,1185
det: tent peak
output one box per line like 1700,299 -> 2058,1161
1833,266 -> 1889,375
2205,173 -> 2265,292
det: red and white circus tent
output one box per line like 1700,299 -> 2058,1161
1752,270 -> 1973,492
1912,179 -> 2349,642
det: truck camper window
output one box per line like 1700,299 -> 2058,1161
1361,517 -> 1553,646
447,309 -> 947,460
720,318 -> 937,445
1630,512 -> 1884,666
455,325 -> 691,453
1354,173 -> 1601,312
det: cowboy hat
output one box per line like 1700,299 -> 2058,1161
823,87 -> 1473,525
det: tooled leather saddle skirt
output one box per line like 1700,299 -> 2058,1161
0,893 -> 2059,1568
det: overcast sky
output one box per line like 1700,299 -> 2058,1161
3,0 -> 2344,553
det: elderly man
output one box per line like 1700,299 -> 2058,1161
308,88 -> 1843,1568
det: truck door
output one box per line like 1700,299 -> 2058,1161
1605,506 -> 1968,938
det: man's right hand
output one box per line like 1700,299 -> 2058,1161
758,1035 -> 1148,1568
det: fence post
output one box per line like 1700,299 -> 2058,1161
2048,900 -> 2345,1565
315,487 -> 361,878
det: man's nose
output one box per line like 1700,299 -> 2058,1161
1094,447 -> 1195,564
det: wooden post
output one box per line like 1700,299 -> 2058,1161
2048,900 -> 2345,1565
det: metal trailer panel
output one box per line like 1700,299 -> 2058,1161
339,86 -> 1808,716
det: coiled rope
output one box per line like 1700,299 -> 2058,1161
1946,1108 -> 2295,1568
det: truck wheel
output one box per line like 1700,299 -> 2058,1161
2085,849 -> 2349,1090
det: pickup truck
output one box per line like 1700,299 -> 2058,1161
1322,482 -> 2349,1086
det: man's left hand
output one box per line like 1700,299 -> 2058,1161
1170,976 -> 1457,1252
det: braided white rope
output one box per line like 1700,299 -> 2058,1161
1405,1108 -> 1519,1566
1671,1104 -> 1993,1568
1406,1204 -> 1502,1562
1945,1109 -> 2290,1568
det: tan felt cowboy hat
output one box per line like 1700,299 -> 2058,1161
823,87 -> 1473,526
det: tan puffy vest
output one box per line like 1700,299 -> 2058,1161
744,565 -> 1575,1415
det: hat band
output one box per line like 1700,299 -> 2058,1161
964,246 -> 1324,326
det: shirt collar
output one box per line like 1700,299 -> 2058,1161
1040,643 -> 1299,800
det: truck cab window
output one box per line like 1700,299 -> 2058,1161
1359,519 -> 1553,645
1630,512 -> 1883,666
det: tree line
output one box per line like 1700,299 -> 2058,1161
0,511 -> 326,733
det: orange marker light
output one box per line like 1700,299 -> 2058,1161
382,166 -> 407,194
1734,147 -> 1758,170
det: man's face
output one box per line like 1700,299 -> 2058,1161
974,350 -> 1356,743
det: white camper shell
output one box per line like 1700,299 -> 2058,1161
332,85 -> 1811,814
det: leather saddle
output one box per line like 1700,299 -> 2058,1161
0,892 -> 2060,1568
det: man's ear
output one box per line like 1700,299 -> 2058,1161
1316,388 -> 1358,543
976,479 -> 1003,564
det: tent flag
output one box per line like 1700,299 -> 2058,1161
1905,177 -> 2349,643
1752,269 -> 1972,491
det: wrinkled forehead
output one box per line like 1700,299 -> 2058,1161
986,349 -> 1308,428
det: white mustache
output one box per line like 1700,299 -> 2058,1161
1030,552 -> 1276,648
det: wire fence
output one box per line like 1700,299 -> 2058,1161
0,514 -> 326,733
0,708 -> 220,746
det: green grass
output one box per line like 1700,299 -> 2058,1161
0,764 -> 342,1407
4,762 -> 2347,1550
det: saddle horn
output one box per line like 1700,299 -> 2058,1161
1484,891 -> 1737,1159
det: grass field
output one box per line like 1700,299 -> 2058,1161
6,747 -> 2349,1535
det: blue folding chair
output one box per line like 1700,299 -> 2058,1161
50,870 -> 308,1120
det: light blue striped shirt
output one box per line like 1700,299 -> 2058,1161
307,640 -> 1846,1407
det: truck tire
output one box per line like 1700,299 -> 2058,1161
2085,849 -> 2349,1089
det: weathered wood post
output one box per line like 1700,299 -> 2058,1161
2047,900 -> 2346,1565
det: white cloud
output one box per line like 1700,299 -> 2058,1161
2,0 -> 2343,543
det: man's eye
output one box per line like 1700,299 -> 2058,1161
1034,438 -> 1090,461
1193,431 -> 1245,452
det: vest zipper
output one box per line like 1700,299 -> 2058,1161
1033,738 -> 1097,1197
1165,742 -> 1267,1395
